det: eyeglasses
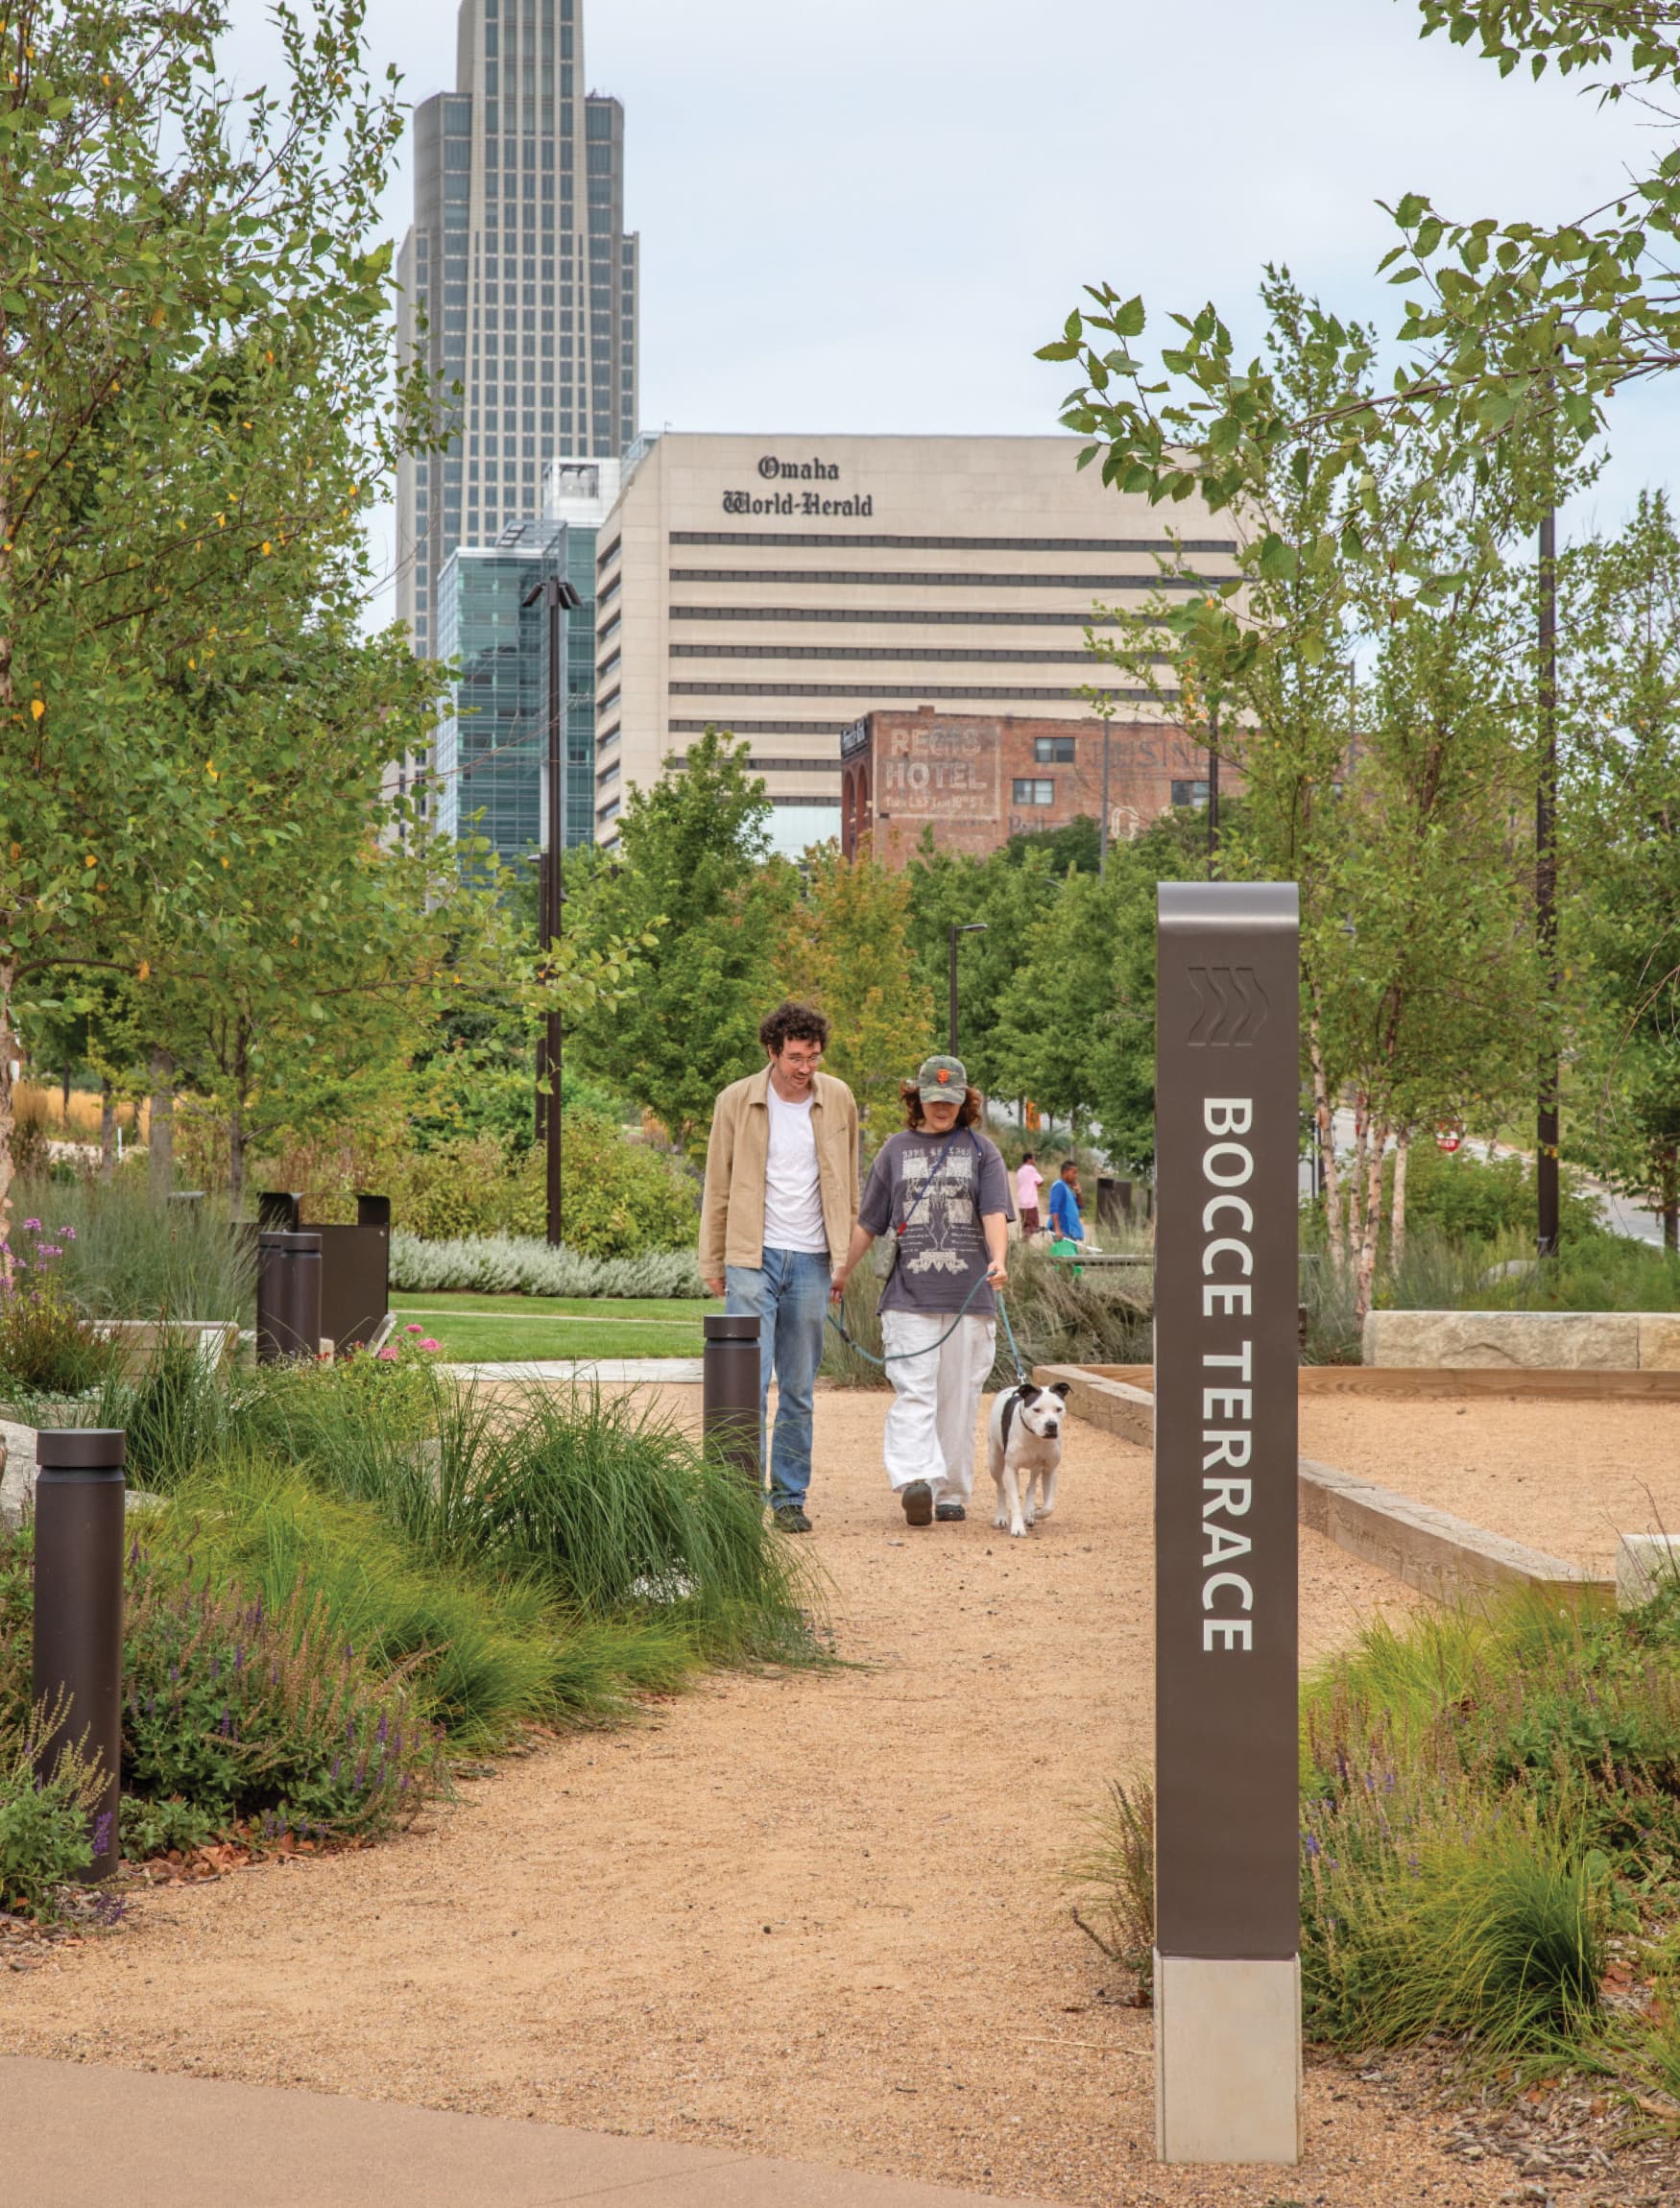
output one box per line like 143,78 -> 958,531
780,1048 -> 824,1069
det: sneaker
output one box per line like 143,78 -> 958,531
773,1505 -> 812,1533
900,1479 -> 933,1527
934,1501 -> 966,1523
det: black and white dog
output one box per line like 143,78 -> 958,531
987,1380 -> 1071,1539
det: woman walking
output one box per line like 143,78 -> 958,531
829,1056 -> 1011,1526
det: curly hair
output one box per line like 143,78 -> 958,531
900,1081 -> 983,1130
758,999 -> 830,1055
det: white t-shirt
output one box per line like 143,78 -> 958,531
1016,1162 -> 1044,1213
762,1082 -> 829,1254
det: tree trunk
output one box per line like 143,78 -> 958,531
1353,1119 -> 1389,1325
1390,1126 -> 1411,1275
0,961 -> 16,1273
1662,1139 -> 1679,1255
1306,992 -> 1342,1274
228,1105 -> 247,1214
99,1077 -> 116,1182
149,1047 -> 176,1205
1344,1092 -> 1370,1283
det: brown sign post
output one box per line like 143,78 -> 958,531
1154,880 -> 1301,2164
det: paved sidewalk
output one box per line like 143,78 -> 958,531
4,2057 -> 1063,2208
440,1358 -> 705,1382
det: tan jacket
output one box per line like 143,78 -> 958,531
699,1067 -> 859,1280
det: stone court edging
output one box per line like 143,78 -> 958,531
1036,1363 -> 1611,1607
1363,1307 -> 1680,1371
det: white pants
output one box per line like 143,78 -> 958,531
880,1309 -> 996,1505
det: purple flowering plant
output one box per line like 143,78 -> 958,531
0,1218 -> 114,1394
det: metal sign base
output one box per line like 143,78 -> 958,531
1155,1955 -> 1302,2164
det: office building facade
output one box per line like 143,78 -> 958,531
590,433 -> 1239,852
396,0 -> 638,663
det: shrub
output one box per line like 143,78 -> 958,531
119,1791 -> 218,1861
389,1232 -> 704,1298
1065,1776 -> 1156,1999
121,1539 -> 440,1839
0,1217 -> 116,1392
153,1457 -> 635,1743
1292,1591 -> 1680,2067
1303,1783 -> 1610,2055
386,1116 -> 696,1257
6,1175 -> 254,1323
221,1356 -> 821,1668
556,1111 -> 699,1259
0,1722 -> 107,1918
1396,1145 -> 1601,1244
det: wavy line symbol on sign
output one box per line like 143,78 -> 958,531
1186,965 -> 1268,1047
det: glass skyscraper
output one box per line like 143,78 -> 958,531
395,0 -> 637,664
433,478 -> 609,870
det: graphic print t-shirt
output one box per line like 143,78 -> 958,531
858,1129 -> 1012,1316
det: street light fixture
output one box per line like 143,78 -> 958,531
521,569 -> 583,1247
948,922 -> 988,1056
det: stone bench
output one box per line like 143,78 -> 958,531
1362,1308 -> 1680,1371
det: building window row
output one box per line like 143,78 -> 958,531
666,681 -> 1155,704
666,718 -> 852,736
668,568 -> 1227,592
670,756 -> 838,775
668,605 -> 1134,629
669,530 -> 1237,557
669,643 -> 1115,666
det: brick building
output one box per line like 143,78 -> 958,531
839,709 -> 1224,866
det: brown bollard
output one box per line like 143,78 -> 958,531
255,1230 -> 323,1362
33,1428 -> 127,1882
703,1313 -> 761,1487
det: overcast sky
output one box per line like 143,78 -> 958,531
220,0 -> 1672,620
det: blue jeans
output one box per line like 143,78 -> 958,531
724,1247 -> 830,1508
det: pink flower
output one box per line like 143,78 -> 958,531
21,1218 -> 40,1232
375,1346 -> 399,1362
59,1226 -> 76,1240
404,1323 -> 423,1333
420,1338 -> 441,1353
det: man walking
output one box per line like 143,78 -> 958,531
700,1001 -> 859,1531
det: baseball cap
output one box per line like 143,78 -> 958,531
917,1054 -> 968,1103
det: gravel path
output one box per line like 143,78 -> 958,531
1298,1393 -> 1680,1575
3,1385 -> 1523,2207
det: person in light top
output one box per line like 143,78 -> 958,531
830,1056 -> 1011,1528
1015,1150 -> 1044,1238
700,1002 -> 859,1533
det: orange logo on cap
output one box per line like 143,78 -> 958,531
937,1068 -> 950,1084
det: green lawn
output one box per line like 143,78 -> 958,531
388,1290 -> 721,1364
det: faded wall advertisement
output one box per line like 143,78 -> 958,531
876,720 -> 999,821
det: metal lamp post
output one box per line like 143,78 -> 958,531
948,922 -> 988,1054
1536,503 -> 1560,1259
522,569 -> 584,1248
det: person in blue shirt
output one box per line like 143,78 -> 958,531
1047,1159 -> 1085,1242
